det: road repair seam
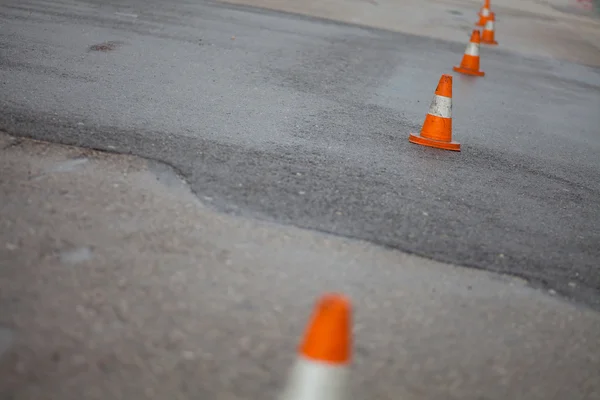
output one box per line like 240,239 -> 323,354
6,131 -> 595,313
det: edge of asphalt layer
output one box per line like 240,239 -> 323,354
1,117 -> 599,313
1,130 -> 595,318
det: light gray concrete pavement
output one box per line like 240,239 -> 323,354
1,132 -> 600,400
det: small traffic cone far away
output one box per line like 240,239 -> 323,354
409,74 -> 460,151
478,0 -> 492,16
279,293 -> 352,400
453,30 -> 485,77
481,14 -> 498,45
478,0 -> 491,16
476,4 -> 491,26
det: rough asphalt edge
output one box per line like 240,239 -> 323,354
2,2 -> 599,311
2,130 -> 593,315
1,125 -> 597,314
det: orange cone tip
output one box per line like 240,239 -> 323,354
300,293 -> 351,364
279,293 -> 352,400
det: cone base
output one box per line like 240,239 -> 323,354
409,133 -> 461,151
482,40 -> 498,45
453,66 -> 485,77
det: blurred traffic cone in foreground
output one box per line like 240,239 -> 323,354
453,30 -> 485,76
279,293 -> 352,400
409,74 -> 460,151
481,15 -> 498,45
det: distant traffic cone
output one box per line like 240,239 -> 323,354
476,5 -> 491,26
453,30 -> 485,77
478,0 -> 491,16
279,293 -> 352,400
409,74 -> 460,151
481,15 -> 498,45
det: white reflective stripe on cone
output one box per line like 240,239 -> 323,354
485,20 -> 494,30
481,7 -> 490,16
428,95 -> 452,119
279,357 -> 348,400
465,42 -> 479,56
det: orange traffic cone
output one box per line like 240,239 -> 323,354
279,293 -> 352,400
453,30 -> 485,77
481,14 -> 498,45
478,0 -> 490,15
409,74 -> 460,151
476,5 -> 491,26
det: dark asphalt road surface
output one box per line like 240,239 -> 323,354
1,0 -> 599,308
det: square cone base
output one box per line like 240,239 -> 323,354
482,40 -> 498,45
409,133 -> 461,151
453,66 -> 485,77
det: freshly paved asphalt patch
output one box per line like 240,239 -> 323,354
1,0 -> 599,308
